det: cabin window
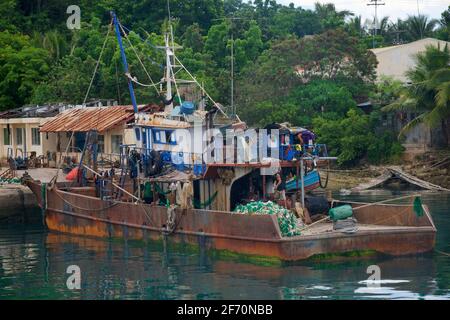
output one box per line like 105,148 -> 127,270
3,128 -> 11,145
111,135 -> 123,154
142,128 -> 147,145
31,128 -> 40,145
16,128 -> 23,145
97,135 -> 105,153
153,129 -> 176,145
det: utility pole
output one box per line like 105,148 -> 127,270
416,0 -> 423,39
367,0 -> 385,49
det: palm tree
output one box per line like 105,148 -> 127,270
387,18 -> 408,44
314,2 -> 353,29
406,15 -> 438,40
383,44 -> 450,145
32,30 -> 68,60
378,16 -> 390,35
347,15 -> 366,36
314,2 -> 353,20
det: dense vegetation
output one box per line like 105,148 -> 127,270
1,1 -> 449,166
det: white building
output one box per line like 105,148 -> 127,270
370,38 -> 450,156
0,105 -> 60,166
371,38 -> 450,83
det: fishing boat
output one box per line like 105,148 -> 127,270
24,12 -> 436,261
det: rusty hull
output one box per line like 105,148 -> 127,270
27,180 -> 436,261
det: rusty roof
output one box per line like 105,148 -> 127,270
40,105 -> 161,133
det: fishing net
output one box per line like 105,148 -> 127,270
233,201 -> 302,237
0,177 -> 21,184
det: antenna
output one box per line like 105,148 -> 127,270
416,0 -> 424,39
231,32 -> 234,116
212,16 -> 249,117
167,0 -> 172,23
367,0 -> 385,48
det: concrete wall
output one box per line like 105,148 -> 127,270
371,38 -> 450,82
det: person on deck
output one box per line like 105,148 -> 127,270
296,129 -> 316,147
294,128 -> 316,158
273,170 -> 287,207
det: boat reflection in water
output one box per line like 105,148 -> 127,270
38,231 -> 445,300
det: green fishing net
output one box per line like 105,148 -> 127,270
0,177 -> 21,184
233,201 -> 302,237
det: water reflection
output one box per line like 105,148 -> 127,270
0,190 -> 449,300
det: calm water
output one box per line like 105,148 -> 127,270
0,191 -> 449,300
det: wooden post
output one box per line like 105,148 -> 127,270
262,174 -> 266,201
300,158 -> 305,208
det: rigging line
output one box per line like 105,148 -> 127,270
120,24 -> 159,49
53,190 -> 120,211
119,23 -> 160,96
83,20 -> 113,105
125,73 -> 163,88
51,21 -> 113,185
120,24 -> 166,68
173,54 -> 228,118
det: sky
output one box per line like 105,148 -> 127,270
277,0 -> 449,21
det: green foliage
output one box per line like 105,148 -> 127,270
314,109 -> 404,166
3,0 -> 449,165
0,31 -> 49,110
383,44 -> 450,142
369,76 -> 403,106
231,20 -> 263,71
314,2 -> 353,30
182,23 -> 204,52
237,29 -> 377,126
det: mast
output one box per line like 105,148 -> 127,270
231,32 -> 234,117
111,11 -> 139,115
164,32 -> 174,113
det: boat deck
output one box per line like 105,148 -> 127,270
301,221 -> 425,236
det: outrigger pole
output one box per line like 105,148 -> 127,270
111,11 -> 139,115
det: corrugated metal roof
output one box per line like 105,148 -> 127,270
40,105 -> 146,133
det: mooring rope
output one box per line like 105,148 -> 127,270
353,194 -> 421,211
435,249 -> 450,257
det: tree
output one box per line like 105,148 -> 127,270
0,32 -> 49,109
182,23 -> 204,52
383,44 -> 450,145
314,2 -> 353,30
32,30 -> 68,61
239,80 -> 356,127
437,6 -> 450,41
232,20 -> 263,70
314,109 -> 403,166
346,15 -> 366,37
405,15 -> 438,40
270,6 -> 322,38
236,29 -> 377,124
204,22 -> 230,68
0,0 -> 22,32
